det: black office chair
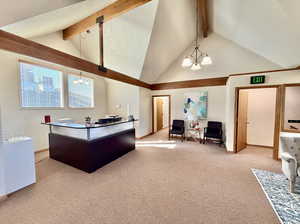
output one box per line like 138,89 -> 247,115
169,120 -> 185,142
204,121 -> 223,146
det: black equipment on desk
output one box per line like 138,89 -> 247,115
96,117 -> 122,124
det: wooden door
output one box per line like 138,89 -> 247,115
156,98 -> 164,131
236,90 -> 248,152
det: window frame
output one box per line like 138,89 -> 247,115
67,73 -> 95,109
18,60 -> 65,110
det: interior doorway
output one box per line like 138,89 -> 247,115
234,86 -> 281,160
152,95 -> 171,134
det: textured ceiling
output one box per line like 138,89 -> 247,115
70,0 -> 159,79
0,0 -> 115,38
210,0 -> 300,68
140,0 -> 197,83
0,0 -> 83,27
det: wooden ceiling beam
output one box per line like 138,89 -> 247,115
229,67 -> 300,77
151,77 -> 228,90
198,0 -> 208,38
0,30 -> 151,89
63,0 -> 152,40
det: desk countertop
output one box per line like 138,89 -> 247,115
42,119 -> 137,130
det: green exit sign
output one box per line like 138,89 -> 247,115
250,75 -> 265,84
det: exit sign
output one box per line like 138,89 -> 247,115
250,75 -> 265,84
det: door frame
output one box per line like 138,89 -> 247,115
233,85 -> 282,160
236,90 -> 249,152
152,95 -> 171,134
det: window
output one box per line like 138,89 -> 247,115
20,62 -> 64,108
68,74 -> 94,108
283,85 -> 300,132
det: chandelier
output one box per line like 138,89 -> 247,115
182,0 -> 212,71
73,33 -> 89,85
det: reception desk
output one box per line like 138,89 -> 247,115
43,120 -> 136,173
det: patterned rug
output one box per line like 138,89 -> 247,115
252,169 -> 300,224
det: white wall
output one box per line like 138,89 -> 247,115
226,70 -> 300,151
284,86 -> 300,130
106,80 -> 144,136
138,87 -> 152,137
106,80 -> 139,119
162,97 -> 169,128
0,32 -> 107,151
106,80 -> 153,138
246,88 -> 276,147
152,86 -> 226,134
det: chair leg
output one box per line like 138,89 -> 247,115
290,178 -> 296,193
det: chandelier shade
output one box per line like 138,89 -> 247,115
201,55 -> 212,65
182,57 -> 193,67
191,63 -> 201,71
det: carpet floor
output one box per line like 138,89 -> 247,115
0,130 -> 281,224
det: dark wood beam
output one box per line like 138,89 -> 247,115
229,67 -> 300,77
151,77 -> 228,90
97,16 -> 105,70
63,0 -> 152,40
198,0 -> 208,38
0,30 -> 151,89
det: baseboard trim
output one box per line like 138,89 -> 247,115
35,148 -> 49,154
247,144 -> 273,149
136,132 -> 154,140
226,150 -> 235,154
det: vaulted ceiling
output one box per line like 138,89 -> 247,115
0,0 -> 116,38
210,0 -> 300,68
70,0 -> 159,79
0,0 -> 83,27
0,0 -> 299,84
140,0 -> 196,83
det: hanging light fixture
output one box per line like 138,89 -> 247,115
201,54 -> 212,65
74,33 -> 89,85
182,0 -> 212,71
182,57 -> 193,68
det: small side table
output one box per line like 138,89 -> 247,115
187,128 -> 203,143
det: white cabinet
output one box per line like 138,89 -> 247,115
0,138 -> 36,196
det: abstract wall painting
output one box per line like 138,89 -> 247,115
184,91 -> 208,120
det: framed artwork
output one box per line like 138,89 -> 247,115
184,91 -> 208,120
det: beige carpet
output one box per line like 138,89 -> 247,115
0,130 -> 281,224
